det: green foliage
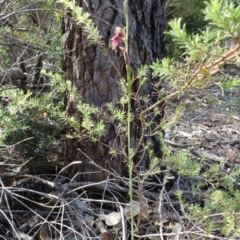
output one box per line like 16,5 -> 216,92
154,1 -> 240,95
219,78 -> 240,89
77,102 -> 105,141
165,0 -> 207,58
0,0 -> 63,73
166,150 -> 201,177
205,0 -> 240,38
58,0 -> 102,44
0,72 -> 67,173
0,0 -> 67,174
0,0 -> 239,238
151,0 -> 240,237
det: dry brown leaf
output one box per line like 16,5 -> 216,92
201,150 -> 225,162
124,200 -> 141,219
152,201 -> 169,224
225,146 -> 239,162
15,231 -> 32,240
100,212 -> 121,226
169,223 -> 182,240
96,219 -> 108,233
230,115 -> 240,121
39,223 -> 51,240
102,232 -> 113,240
132,195 -> 149,223
177,130 -> 192,138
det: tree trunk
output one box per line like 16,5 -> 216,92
63,0 -> 165,182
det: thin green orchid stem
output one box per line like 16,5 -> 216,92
124,0 -> 135,239
124,0 -> 129,52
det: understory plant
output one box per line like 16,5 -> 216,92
60,0 -> 240,238
50,0 -> 240,239
0,0 -> 67,174
0,73 -> 67,173
1,0 -> 239,238
153,0 -> 240,237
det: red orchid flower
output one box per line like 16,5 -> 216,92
111,27 -> 124,51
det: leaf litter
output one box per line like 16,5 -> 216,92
0,68 -> 240,239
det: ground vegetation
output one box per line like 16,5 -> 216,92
0,0 -> 239,239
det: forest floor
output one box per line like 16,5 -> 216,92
1,68 -> 240,240
164,73 -> 240,169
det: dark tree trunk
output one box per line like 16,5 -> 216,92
63,0 -> 165,182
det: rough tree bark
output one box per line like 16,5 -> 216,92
63,0 -> 165,182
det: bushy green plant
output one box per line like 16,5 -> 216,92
0,0 -> 67,173
150,0 -> 240,236
165,0 -> 207,58
0,73 -> 67,173
1,0 -> 239,238
58,0 -> 240,238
